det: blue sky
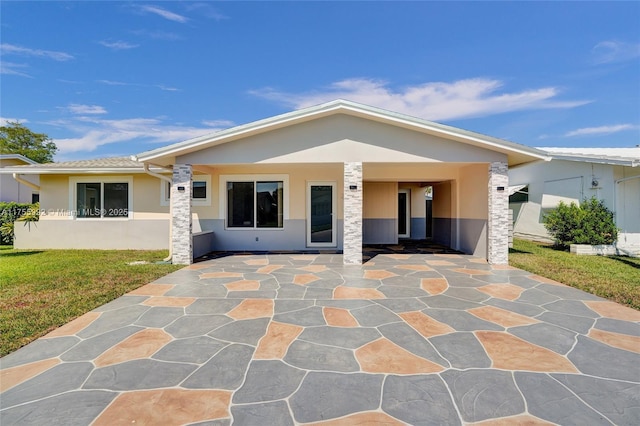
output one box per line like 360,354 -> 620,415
1,1 -> 639,161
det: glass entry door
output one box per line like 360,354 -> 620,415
307,182 -> 336,247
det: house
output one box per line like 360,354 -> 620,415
509,147 -> 640,254
2,100 -> 549,264
0,154 -> 39,203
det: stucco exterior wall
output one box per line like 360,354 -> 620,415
363,182 -> 397,244
509,160 -> 640,246
432,181 -> 454,247
459,164 -> 489,258
0,158 -> 40,203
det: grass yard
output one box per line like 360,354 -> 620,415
0,247 -> 182,357
510,239 -> 640,310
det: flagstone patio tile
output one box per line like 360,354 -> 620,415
470,414 -> 554,425
233,360 -> 305,403
284,340 -> 360,372
152,336 -> 228,364
515,372 -> 614,425
445,287 -> 491,302
230,401 -> 294,426
256,264 -> 284,274
209,318 -> 270,346
290,372 -> 383,423
593,317 -> 640,336
94,328 -> 172,367
293,273 -> 320,285
1,336 -> 80,369
452,268 -> 493,276
529,275 -> 566,285
2,362 -> 94,408
373,298 -> 428,313
483,298 -> 545,317
477,331 -> 578,373
552,373 -> 640,425
85,359 -> 196,390
568,336 -> 640,382
182,344 -> 254,390
477,283 -> 525,301
273,306 -> 327,327
200,271 -> 243,279
350,304 -> 401,327
356,338 -> 444,374
165,314 -> 232,339
333,286 -> 385,299
304,287 -> 335,299
363,269 -> 397,280
585,300 -> 640,321
442,369 -> 525,423
322,306 -> 359,326
134,306 -> 184,328
77,305 -> 150,338
509,323 -> 578,355
399,311 -> 455,338
468,306 -> 539,328
430,332 -> 491,369
227,299 -> 274,320
224,279 -> 261,291
306,412 -> 404,426
93,389 -> 231,426
0,391 -> 117,426
276,284 -> 307,298
587,328 -> 640,353
45,312 -> 101,337
142,296 -> 195,307
426,310 -> 504,332
298,326 -> 380,349
186,299 -> 242,315
515,288 -> 561,305
0,358 -> 60,393
274,299 -> 315,313
420,294 -> 482,310
92,295 -> 149,312
164,282 -> 228,298
254,321 -> 303,359
536,311 -> 595,334
378,322 -> 448,366
537,283 -> 603,301
382,374 -> 460,425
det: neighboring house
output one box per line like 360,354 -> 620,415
0,154 -> 40,203
1,100 -> 548,264
509,147 -> 640,253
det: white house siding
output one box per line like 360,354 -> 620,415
509,159 -> 640,248
0,157 -> 39,203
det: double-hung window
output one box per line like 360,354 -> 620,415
222,175 -> 288,229
71,177 -> 133,219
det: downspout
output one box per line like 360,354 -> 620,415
12,173 -> 41,191
142,163 -> 174,262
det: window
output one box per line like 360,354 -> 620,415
31,193 -> 40,204
221,174 -> 288,230
71,177 -> 132,219
161,175 -> 211,206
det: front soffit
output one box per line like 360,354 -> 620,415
134,99 -> 547,167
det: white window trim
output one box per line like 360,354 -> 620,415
69,176 -> 134,220
307,181 -> 337,247
161,174 -> 211,207
220,174 -> 289,230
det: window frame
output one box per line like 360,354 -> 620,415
160,174 -> 211,207
69,176 -> 133,220
220,174 -> 289,230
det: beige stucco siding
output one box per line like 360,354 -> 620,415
458,164 -> 489,258
176,115 -> 508,165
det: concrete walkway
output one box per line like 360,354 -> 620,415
1,253 -> 639,425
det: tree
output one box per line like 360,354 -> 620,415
0,122 -> 57,163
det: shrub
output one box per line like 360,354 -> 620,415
543,197 -> 618,249
0,202 -> 40,245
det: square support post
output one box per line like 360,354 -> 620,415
172,164 -> 192,265
343,162 -> 363,265
488,162 -> 509,264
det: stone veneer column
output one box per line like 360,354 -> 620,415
343,162 -> 363,265
488,162 -> 509,264
172,164 -> 192,265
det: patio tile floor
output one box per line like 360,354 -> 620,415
1,253 -> 639,425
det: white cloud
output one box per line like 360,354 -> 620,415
156,84 -> 180,92
0,117 -> 29,126
67,104 -> 108,115
201,119 -> 235,127
99,40 -> 139,50
592,40 -> 640,64
185,3 -> 229,20
0,43 -> 73,61
52,116 -> 229,155
0,61 -> 31,77
130,29 -> 183,41
97,79 -> 133,86
565,124 -> 638,137
138,5 -> 189,23
250,78 -> 589,121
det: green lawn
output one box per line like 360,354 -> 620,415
509,239 -> 640,310
0,247 -> 182,357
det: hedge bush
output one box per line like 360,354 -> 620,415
543,197 -> 618,249
0,202 -> 39,245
